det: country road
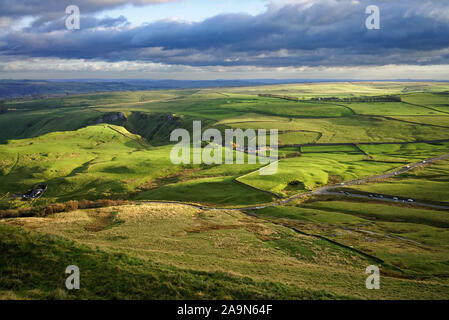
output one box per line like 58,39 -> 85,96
137,152 -> 449,212
319,190 -> 449,211
279,152 -> 449,210
288,138 -> 449,148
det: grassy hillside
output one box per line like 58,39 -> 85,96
0,223 -> 338,300
257,200 -> 449,278
0,125 -> 184,205
2,203 -> 449,299
0,124 -> 273,208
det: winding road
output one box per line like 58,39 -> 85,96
320,190 -> 449,211
272,152 -> 449,210
137,152 -> 449,212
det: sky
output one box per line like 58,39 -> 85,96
0,0 -> 448,80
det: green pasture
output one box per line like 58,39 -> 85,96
349,158 -> 449,203
343,102 -> 446,116
0,125 -> 188,206
239,153 -> 400,196
359,142 -> 449,162
258,201 -> 449,277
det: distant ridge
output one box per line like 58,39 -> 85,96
1,79 -> 448,99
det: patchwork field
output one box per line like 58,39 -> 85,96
348,158 -> 449,203
239,153 -> 401,196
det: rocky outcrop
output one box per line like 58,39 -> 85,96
92,112 -> 127,125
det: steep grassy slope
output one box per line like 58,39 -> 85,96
0,124 -> 273,208
0,125 -> 186,206
0,223 -> 337,300
0,108 -> 102,143
3,203 -> 449,299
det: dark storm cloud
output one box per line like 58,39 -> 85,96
1,0 -> 449,67
0,0 -> 177,26
24,15 -> 130,33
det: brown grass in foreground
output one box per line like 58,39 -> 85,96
0,199 -> 132,219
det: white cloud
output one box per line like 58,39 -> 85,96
1,56 -> 449,80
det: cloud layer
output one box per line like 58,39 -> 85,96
0,0 -> 176,27
1,0 -> 449,70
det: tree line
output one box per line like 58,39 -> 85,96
258,93 -> 402,103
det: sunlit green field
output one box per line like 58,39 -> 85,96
348,158 -> 449,203
0,126 -> 184,206
387,115 -> 449,127
342,102 -> 446,116
239,153 -> 400,196
359,142 -> 449,162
